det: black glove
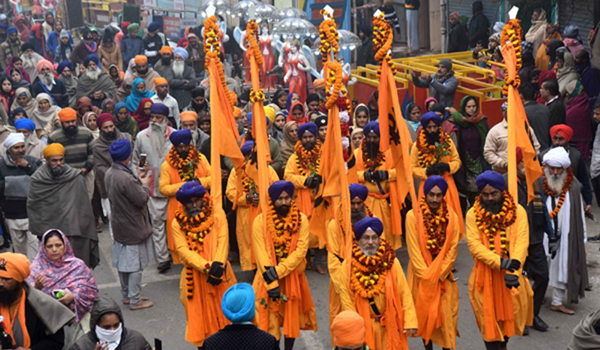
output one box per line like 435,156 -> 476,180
500,258 -> 521,272
313,174 -> 323,185
548,238 -> 559,259
263,266 -> 279,284
437,162 -> 450,173
364,170 -> 375,183
267,286 -> 281,301
304,177 -> 316,188
426,167 -> 435,176
374,170 -> 389,181
209,261 -> 224,278
504,273 -> 520,289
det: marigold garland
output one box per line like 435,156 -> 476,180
474,191 -> 517,258
266,199 -> 301,261
245,20 -> 264,66
249,88 -> 265,103
542,167 -> 574,219
500,19 -> 523,96
372,12 -> 396,75
240,164 -> 256,194
361,139 -> 386,169
294,140 -> 322,176
166,145 -> 201,181
203,16 -> 235,107
350,239 -> 395,298
419,197 -> 449,256
416,129 -> 453,168
318,11 -> 339,63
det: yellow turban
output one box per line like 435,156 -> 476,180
43,143 -> 65,159
264,106 -> 276,123
0,252 -> 30,282
153,77 -> 168,87
58,107 -> 77,122
331,311 -> 365,347
160,46 -> 173,55
180,111 -> 198,123
313,78 -> 325,89
134,55 -> 148,65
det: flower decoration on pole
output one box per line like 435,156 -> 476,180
246,19 -> 266,104
373,10 -> 396,75
204,15 -> 235,108
500,19 -> 523,96
318,7 -> 339,63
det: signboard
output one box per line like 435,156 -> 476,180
162,16 -> 181,37
174,0 -> 184,11
92,9 -> 111,26
143,0 -> 157,7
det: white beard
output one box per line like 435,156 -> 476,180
359,244 -> 378,257
41,72 -> 54,86
172,61 -> 185,77
544,166 -> 568,195
86,67 -> 101,81
150,121 -> 167,154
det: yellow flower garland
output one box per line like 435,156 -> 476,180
166,145 -> 201,182
203,16 -> 235,108
245,20 -> 264,66
501,19 -> 523,96
294,140 -> 322,176
318,10 -> 339,63
474,191 -> 517,257
419,197 -> 449,256
361,138 -> 386,169
372,12 -> 396,75
416,129 -> 453,168
266,199 -> 301,261
350,239 -> 395,298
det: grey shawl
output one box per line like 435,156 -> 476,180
93,129 -> 132,198
590,126 -> 600,179
62,74 -> 78,108
569,308 -> 600,349
75,71 -> 117,101
23,281 -> 75,335
567,179 -> 589,304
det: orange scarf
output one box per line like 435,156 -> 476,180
0,288 -> 30,348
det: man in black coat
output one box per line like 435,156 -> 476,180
31,61 -> 68,107
468,0 -> 490,49
357,26 -> 376,67
448,11 -> 468,53
541,78 -> 566,127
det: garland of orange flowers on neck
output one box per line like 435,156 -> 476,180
542,166 -> 574,219
416,128 -> 453,168
167,145 -> 201,181
350,238 -> 395,299
295,140 -> 322,176
419,196 -> 449,256
240,163 -> 256,194
245,20 -> 264,66
361,139 -> 385,169
267,199 -> 301,262
203,16 -> 235,107
474,191 -> 517,258
372,12 -> 396,75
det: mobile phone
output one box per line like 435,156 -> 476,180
139,153 -> 147,170
154,338 -> 162,350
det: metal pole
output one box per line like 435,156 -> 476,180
353,0 -> 357,67
440,0 -> 447,53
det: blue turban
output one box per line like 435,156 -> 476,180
84,54 -> 99,68
149,102 -> 169,116
349,183 -> 368,201
7,27 -> 17,36
297,122 -> 318,138
169,129 -> 192,146
423,175 -> 448,196
109,139 -> 132,161
14,118 -> 35,132
420,111 -> 442,128
476,170 -> 506,192
268,180 -> 295,203
56,61 -> 71,74
147,22 -> 160,33
354,217 -> 384,240
176,181 -> 207,204
246,112 -> 270,127
174,47 -> 189,61
221,283 -> 255,323
0,24 -> 7,31
241,140 -> 254,156
363,121 -> 380,136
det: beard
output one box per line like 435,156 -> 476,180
192,100 -> 207,112
8,148 -> 25,160
62,73 -> 72,84
351,209 -> 367,226
544,166 -> 568,194
185,207 -> 202,218
177,150 -> 189,160
275,204 -> 290,217
49,163 -> 66,177
172,61 -> 184,77
64,125 -> 78,136
161,56 -> 172,65
137,67 -> 148,76
359,243 -> 378,257
365,141 -> 380,159
41,72 -> 54,86
425,131 -> 440,145
480,196 -> 504,215
85,67 -> 101,81
302,141 -> 316,152
101,130 -> 117,141
150,121 -> 167,154
0,283 -> 22,306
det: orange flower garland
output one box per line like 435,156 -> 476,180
542,167 -> 574,219
203,16 -> 235,107
474,191 -> 517,258
266,199 -> 301,261
240,164 -> 256,194
419,197 -> 449,256
372,12 -> 396,75
318,10 -> 339,63
350,239 -> 395,298
501,19 -> 523,96
245,20 -> 264,66
294,140 -> 322,176
416,129 -> 453,168
361,139 -> 386,169
166,145 -> 201,181
249,88 -> 265,103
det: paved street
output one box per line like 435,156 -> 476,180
91,209 -> 600,350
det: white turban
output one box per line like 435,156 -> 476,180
3,133 -> 25,150
543,147 -> 571,168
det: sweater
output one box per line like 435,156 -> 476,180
69,41 -> 98,65
48,126 -> 95,171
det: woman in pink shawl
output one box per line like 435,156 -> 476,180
6,56 -> 31,82
565,80 -> 592,160
12,14 -> 30,43
26,229 -> 99,324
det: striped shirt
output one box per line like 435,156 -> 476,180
48,127 -> 95,171
379,5 -> 401,33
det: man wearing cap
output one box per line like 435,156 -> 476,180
48,107 -> 96,198
251,180 -> 317,348
28,143 -> 99,267
151,77 -> 180,127
69,28 -> 98,66
0,252 -> 75,349
466,170 -> 532,349
167,47 -> 198,111
180,111 -> 209,150
540,147 -> 588,315
314,115 -> 327,143
142,21 -> 164,67
132,54 -> 162,92
338,216 -> 418,350
132,102 -> 176,272
120,23 -> 144,68
75,54 -> 117,101
0,133 -> 43,259
186,32 -> 205,78
204,283 -> 279,350
153,45 -> 173,78
225,140 -> 279,271
331,311 -> 367,350
159,129 -> 211,271
104,139 -> 155,310
97,27 -> 123,73
411,59 -> 458,107
32,59 -> 68,108
172,181 -> 236,347
406,175 -> 460,350
21,42 -> 44,83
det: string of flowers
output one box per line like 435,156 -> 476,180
166,145 -> 201,181
474,191 -> 517,258
372,11 -> 396,75
419,197 -> 449,256
203,15 -> 235,107
267,199 -> 301,261
500,19 -> 523,96
318,10 -> 339,63
245,19 -> 264,66
240,164 -> 257,194
249,89 -> 265,103
295,140 -> 322,176
350,239 -> 395,298
542,167 -> 574,219
361,139 -> 386,169
416,129 -> 453,168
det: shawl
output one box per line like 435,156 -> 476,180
525,10 -> 548,56
286,92 -> 299,110
536,31 -> 562,70
94,129 -> 132,197
566,90 -> 592,144
101,98 -> 116,114
75,96 -> 96,125
61,74 -> 78,108
26,229 -> 98,323
21,51 -> 44,83
353,103 -> 369,128
114,101 -> 139,137
6,57 -> 31,82
83,111 -> 100,139
115,76 -> 134,103
452,95 -> 488,146
568,308 -> 600,349
30,93 -> 61,130
124,78 -> 155,112
287,102 -> 306,124
13,14 -> 30,42
566,180 -> 589,304
557,49 -> 581,96
75,70 -> 117,101
131,98 -> 152,131
30,24 -> 49,60
280,121 -> 298,165
0,87 -> 14,124
123,58 -> 136,82
10,87 -> 36,117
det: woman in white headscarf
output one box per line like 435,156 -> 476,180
29,93 -> 61,138
525,8 -> 548,56
10,87 -> 36,117
556,47 -> 581,97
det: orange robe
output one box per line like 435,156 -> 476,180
172,208 -> 236,347
159,153 -> 211,264
225,165 -> 279,271
466,205 -> 534,342
251,211 -> 318,340
326,218 -> 344,346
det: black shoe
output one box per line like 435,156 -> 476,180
533,315 -> 549,332
523,325 -> 529,336
157,261 -> 171,273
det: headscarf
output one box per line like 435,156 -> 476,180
353,103 -> 369,128
349,183 -> 368,201
131,98 -> 153,130
550,124 -> 573,143
101,98 -> 116,114
268,180 -> 295,203
109,139 -> 132,161
547,39 -> 565,65
557,48 -> 579,81
353,217 -> 384,240
31,93 -> 60,130
75,96 -> 94,123
280,121 -> 298,163
423,175 -> 448,195
525,9 -> 547,55
475,170 -> 506,192
424,97 -> 438,111
176,182 -> 207,204
331,311 -> 365,347
271,89 -> 288,109
124,78 -> 155,112
6,56 -> 31,83
13,14 -> 30,42
221,283 -> 255,323
543,146 -> 571,168
123,58 -> 136,82
9,108 -> 27,127
82,111 -> 99,138
26,230 -> 98,323
287,101 -> 306,124
10,88 -> 36,117
286,92 -> 300,111
566,80 -> 583,97
449,11 -> 461,23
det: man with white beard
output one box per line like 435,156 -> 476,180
166,47 -> 198,113
31,59 -> 68,107
75,54 -> 117,101
542,147 -> 589,315
131,103 -> 175,273
20,42 -> 44,82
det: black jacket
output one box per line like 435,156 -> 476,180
546,97 -> 566,128
405,0 -> 420,10
142,33 -> 164,66
31,78 -> 69,108
204,324 -> 279,350
468,1 -> 490,48
448,22 -> 468,53
357,37 -> 377,67
0,154 -> 42,219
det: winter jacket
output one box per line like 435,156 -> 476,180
448,22 -> 468,53
0,153 -> 43,219
69,40 -> 98,65
142,32 -> 164,66
413,73 -> 458,107
468,1 -> 490,48
121,35 -> 144,68
166,65 -> 198,110
98,43 -> 123,73
47,30 -> 73,58
0,38 -> 24,69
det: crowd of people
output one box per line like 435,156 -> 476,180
0,4 -> 598,350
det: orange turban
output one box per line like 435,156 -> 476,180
233,107 -> 241,118
550,124 -> 573,143
134,55 -> 148,65
160,46 -> 173,55
229,91 -> 237,104
0,252 -> 30,282
313,78 -> 325,89
43,143 -> 65,159
153,77 -> 168,87
58,107 -> 77,122
331,311 -> 365,347
180,111 -> 198,123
